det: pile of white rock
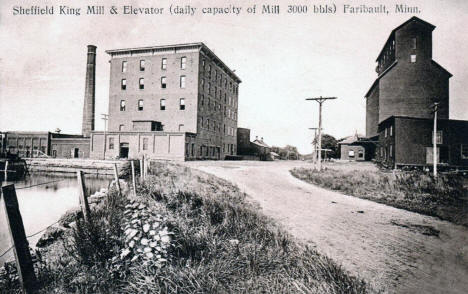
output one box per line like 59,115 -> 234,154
120,199 -> 172,267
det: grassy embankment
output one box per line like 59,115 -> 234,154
291,166 -> 468,227
1,162 -> 371,293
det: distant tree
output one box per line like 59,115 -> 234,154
271,145 -> 301,160
320,134 -> 338,159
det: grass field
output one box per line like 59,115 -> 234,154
291,162 -> 468,227
1,161 -> 371,293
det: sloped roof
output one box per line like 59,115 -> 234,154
339,134 -> 365,145
252,139 -> 270,148
376,16 -> 435,62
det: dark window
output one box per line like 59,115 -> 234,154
160,99 -> 166,110
121,79 -> 126,90
161,58 -> 167,70
109,137 -> 114,150
161,77 -> 167,88
191,143 -> 194,156
139,78 -> 144,89
181,56 -> 187,69
140,60 -> 145,71
433,131 -> 443,144
461,145 -> 468,159
180,98 -> 185,110
120,100 -> 126,111
138,99 -> 144,111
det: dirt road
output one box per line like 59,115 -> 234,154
184,161 -> 468,294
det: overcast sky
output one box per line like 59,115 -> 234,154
1,0 -> 467,153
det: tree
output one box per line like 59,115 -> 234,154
271,145 -> 301,160
320,134 -> 338,159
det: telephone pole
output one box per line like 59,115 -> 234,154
101,113 -> 109,160
308,127 -> 319,166
431,103 -> 439,177
306,96 -> 337,171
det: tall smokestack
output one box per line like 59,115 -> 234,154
82,45 -> 96,137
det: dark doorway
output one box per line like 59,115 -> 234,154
73,148 -> 79,158
120,143 -> 129,158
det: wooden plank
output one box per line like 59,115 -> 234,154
140,157 -> 144,181
1,184 -> 39,293
113,163 -> 121,195
76,171 -> 90,222
144,157 -> 149,179
131,160 -> 137,196
4,161 -> 8,181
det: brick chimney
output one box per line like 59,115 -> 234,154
82,45 -> 96,137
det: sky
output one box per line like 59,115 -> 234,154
1,0 -> 467,154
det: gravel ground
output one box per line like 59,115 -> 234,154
184,160 -> 468,294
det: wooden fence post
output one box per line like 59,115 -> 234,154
76,171 -> 90,223
140,157 -> 144,181
113,163 -> 121,195
144,157 -> 149,179
131,160 -> 137,196
4,160 -> 8,182
1,184 -> 39,293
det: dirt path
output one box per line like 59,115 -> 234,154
184,161 -> 468,294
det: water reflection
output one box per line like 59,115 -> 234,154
0,172 -> 112,265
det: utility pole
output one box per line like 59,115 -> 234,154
101,114 -> 108,160
431,103 -> 439,177
306,96 -> 337,171
308,127 -> 319,166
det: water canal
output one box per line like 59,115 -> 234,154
0,172 -> 112,265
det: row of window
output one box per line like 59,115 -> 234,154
120,57 -> 238,94
378,37 -> 418,69
119,98 -> 185,111
199,117 -> 236,136
380,145 -> 394,160
121,76 -> 186,90
200,95 -> 237,120
384,125 -> 393,137
200,80 -> 238,105
121,57 -> 187,73
200,59 -> 238,95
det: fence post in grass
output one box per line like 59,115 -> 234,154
4,161 -> 8,182
1,184 -> 39,293
139,157 -> 144,181
76,171 -> 90,223
144,157 -> 149,179
131,160 -> 137,196
113,163 -> 121,196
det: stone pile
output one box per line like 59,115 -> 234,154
119,199 -> 172,267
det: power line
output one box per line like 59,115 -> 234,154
0,219 -> 61,259
15,179 -> 68,190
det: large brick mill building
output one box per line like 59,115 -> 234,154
90,43 -> 241,160
364,17 -> 468,168
1,42 -> 241,161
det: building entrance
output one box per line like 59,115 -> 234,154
73,148 -> 79,158
120,143 -> 129,158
